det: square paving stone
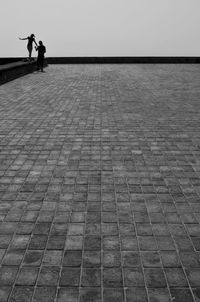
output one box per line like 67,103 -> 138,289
65,236 -> 83,250
10,235 -> 30,249
186,268 -> 200,287
102,223 -> 118,236
80,287 -> 101,302
63,250 -> 82,266
16,267 -> 39,285
136,223 -> 153,236
87,212 -> 101,223
37,266 -> 60,286
42,250 -> 63,265
156,236 -> 176,250
81,268 -> 101,286
103,288 -> 125,302
144,268 -> 167,288
0,266 -> 18,285
174,236 -> 194,251
57,287 -> 79,302
29,235 -> 48,249
50,223 -> 68,235
16,223 -> 34,235
141,251 -> 162,268
125,287 -> 148,302
70,212 -> 85,223
85,224 -> 101,236
47,236 -> 66,249
68,223 -> 84,235
103,236 -> 120,250
160,251 -> 181,267
180,252 -> 200,267
103,268 -> 123,287
0,286 -> 12,302
33,222 -> 51,234
60,267 -> 81,286
2,249 -> 24,265
103,251 -> 121,267
0,235 -> 12,248
23,250 -> 43,266
33,287 -> 57,302
124,268 -> 145,287
121,236 -> 138,251
148,288 -> 172,302
84,236 -> 101,250
165,268 -> 189,287
122,251 -> 141,267
170,288 -> 195,302
9,286 -> 34,302
139,236 -> 158,251
83,251 -> 101,267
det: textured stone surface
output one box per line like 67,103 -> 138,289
0,64 -> 200,301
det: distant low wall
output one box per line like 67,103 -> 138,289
0,58 -> 24,65
0,61 -> 38,85
0,60 -> 48,85
47,57 -> 200,64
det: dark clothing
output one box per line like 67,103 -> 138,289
27,36 -> 35,47
37,45 -> 46,71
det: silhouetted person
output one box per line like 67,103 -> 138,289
36,41 -> 46,72
19,34 -> 37,60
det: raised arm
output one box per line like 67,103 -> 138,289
19,37 -> 28,40
33,39 -> 38,46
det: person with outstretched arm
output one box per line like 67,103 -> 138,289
19,34 -> 37,60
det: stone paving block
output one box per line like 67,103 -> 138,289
2,249 -> 24,265
63,250 -> 82,266
9,286 -> 34,302
80,287 -> 101,302
165,268 -> 189,287
0,286 -> 12,302
103,288 -> 125,302
170,288 -> 195,302
144,268 -> 167,288
83,251 -> 101,267
33,287 -> 57,302
103,251 -> 121,267
81,268 -> 101,286
57,287 -> 79,302
37,266 -> 60,286
42,250 -> 63,266
60,267 -> 81,286
148,288 -> 172,302
23,250 -> 43,266
0,266 -> 18,285
16,266 -> 39,285
125,287 -> 148,302
103,268 -> 123,287
124,268 -> 145,287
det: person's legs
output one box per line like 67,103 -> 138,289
41,57 -> 44,72
27,45 -> 32,59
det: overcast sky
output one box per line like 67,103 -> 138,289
1,0 -> 200,57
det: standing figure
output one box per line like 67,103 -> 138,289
36,41 -> 46,72
19,34 -> 37,60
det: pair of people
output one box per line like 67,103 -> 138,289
19,34 -> 46,72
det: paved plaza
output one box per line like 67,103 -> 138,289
0,64 -> 200,301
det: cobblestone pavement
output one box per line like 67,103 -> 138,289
0,64 -> 200,302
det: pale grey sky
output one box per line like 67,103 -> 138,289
1,0 -> 200,57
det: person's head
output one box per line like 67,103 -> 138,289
39,41 -> 43,45
30,34 -> 35,38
